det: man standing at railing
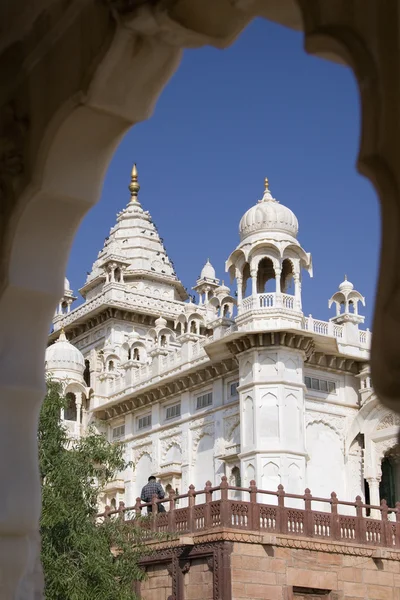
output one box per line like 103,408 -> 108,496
140,475 -> 166,513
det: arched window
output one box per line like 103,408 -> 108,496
223,304 -> 229,317
190,320 -> 196,334
160,335 -> 167,348
133,347 -> 140,361
230,466 -> 241,487
114,267 -> 121,282
64,392 -> 77,421
108,360 -> 114,371
127,347 -> 132,360
110,497 -> 116,510
280,258 -> 294,294
257,257 -> 275,293
83,359 -> 91,387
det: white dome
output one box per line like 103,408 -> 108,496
338,276 -> 354,292
155,315 -> 167,329
216,281 -> 230,296
239,179 -> 298,241
45,330 -> 85,375
200,259 -> 216,280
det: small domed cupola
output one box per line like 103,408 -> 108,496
329,275 -> 365,324
193,259 -> 221,305
45,329 -> 85,380
226,176 -> 312,321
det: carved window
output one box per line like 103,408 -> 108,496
196,392 -> 213,410
229,381 -> 239,397
138,414 -> 152,430
112,424 -> 125,440
304,376 -> 336,393
166,402 -> 181,420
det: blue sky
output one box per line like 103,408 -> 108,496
67,18 -> 379,328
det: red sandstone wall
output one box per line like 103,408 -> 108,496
183,558 -> 213,599
231,541 -> 400,600
139,563 -> 171,600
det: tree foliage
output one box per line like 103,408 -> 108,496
39,380 -> 148,600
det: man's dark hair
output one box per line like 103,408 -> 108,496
148,476 -> 156,482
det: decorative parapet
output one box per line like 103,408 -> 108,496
98,477 -> 400,550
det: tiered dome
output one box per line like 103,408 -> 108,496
45,330 -> 85,376
239,178 -> 298,241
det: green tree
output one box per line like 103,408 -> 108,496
39,380 -> 148,600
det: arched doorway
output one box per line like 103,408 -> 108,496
379,446 -> 400,508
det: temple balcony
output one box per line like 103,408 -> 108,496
99,477 -> 400,550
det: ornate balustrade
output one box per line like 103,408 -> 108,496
98,477 -> 400,549
241,293 -> 297,313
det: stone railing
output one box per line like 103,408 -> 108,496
54,285 -> 207,330
98,477 -> 400,549
241,292 -> 297,313
97,340 -> 209,402
302,316 -> 371,347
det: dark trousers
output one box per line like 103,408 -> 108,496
146,503 -> 166,514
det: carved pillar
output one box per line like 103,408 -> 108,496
294,273 -> 301,310
109,263 -> 116,282
75,393 -> 83,437
367,477 -> 381,519
250,269 -> 257,297
275,267 -> 282,294
236,274 -> 243,312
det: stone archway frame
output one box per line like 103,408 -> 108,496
2,1 -> 400,597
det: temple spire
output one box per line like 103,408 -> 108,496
129,163 -> 140,201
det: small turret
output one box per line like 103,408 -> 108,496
329,276 -> 365,325
193,259 -> 220,304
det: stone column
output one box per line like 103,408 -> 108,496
275,268 -> 281,294
75,393 -> 83,437
110,263 -> 116,282
367,477 -> 381,519
294,274 -> 302,310
251,269 -> 257,297
236,274 -> 243,312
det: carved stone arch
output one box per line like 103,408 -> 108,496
191,424 -> 214,464
248,245 -> 281,273
5,1 -> 400,596
306,418 -> 342,440
377,412 -> 400,431
133,445 -> 153,463
64,381 -> 86,396
161,439 -> 182,463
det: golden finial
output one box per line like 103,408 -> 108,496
129,163 -> 140,200
264,177 -> 269,192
